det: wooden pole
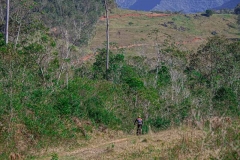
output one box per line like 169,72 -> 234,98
5,0 -> 9,44
104,0 -> 109,78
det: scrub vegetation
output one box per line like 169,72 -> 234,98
0,1 -> 239,159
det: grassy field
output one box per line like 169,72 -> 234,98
31,118 -> 240,160
88,9 -> 239,58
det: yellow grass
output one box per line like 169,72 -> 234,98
88,9 -> 239,57
34,127 -> 206,160
29,118 -> 240,160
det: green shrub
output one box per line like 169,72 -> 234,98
149,118 -> 171,130
206,10 -> 214,17
93,48 -> 124,81
237,15 -> 240,26
158,65 -> 171,87
214,87 -> 239,116
84,97 -> 120,127
51,153 -> 59,160
142,125 -> 149,134
124,77 -> 144,90
128,22 -> 134,25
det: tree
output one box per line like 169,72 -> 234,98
93,48 -> 124,81
102,0 -> 116,80
35,0 -> 105,46
104,0 -> 110,79
234,3 -> 240,14
11,0 -> 37,47
237,15 -> 240,29
5,0 -> 9,44
206,9 -> 213,17
189,36 -> 240,115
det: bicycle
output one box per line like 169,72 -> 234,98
136,125 -> 142,135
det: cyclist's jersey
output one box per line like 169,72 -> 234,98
136,118 -> 143,125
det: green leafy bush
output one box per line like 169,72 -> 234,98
214,87 -> 239,115
93,48 -> 124,81
158,65 -> 171,87
124,77 -> 144,89
206,9 -> 214,17
149,118 -> 171,130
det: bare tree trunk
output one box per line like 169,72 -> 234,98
57,65 -> 64,84
66,72 -> 69,89
14,22 -> 22,48
65,30 -> 70,88
134,94 -> 138,108
155,45 -> 161,88
7,61 -> 13,147
0,5 -> 4,21
5,0 -> 10,44
104,0 -> 109,79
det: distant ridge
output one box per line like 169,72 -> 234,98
129,0 -> 161,11
214,0 -> 240,9
116,0 -> 239,13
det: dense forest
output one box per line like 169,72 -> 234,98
0,0 -> 239,159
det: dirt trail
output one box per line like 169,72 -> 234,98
73,37 -> 204,65
100,13 -> 171,21
40,128 -> 204,160
63,138 -> 129,157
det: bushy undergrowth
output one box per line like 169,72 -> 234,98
0,0 -> 106,46
163,120 -> 240,160
0,31 -> 239,158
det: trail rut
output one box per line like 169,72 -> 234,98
41,128 -> 204,160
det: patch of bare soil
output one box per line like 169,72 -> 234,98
100,13 -> 171,21
54,128 -> 204,160
72,54 -> 94,65
176,37 -> 205,45
72,37 -> 204,65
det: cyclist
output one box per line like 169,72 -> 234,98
134,116 -> 143,135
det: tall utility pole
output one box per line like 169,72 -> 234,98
104,0 -> 109,78
5,0 -> 9,44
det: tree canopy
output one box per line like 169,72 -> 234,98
234,3 -> 240,14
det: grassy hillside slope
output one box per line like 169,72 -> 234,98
89,9 -> 239,57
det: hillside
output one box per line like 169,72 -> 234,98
0,2 -> 239,160
117,0 -> 240,13
153,0 -> 238,13
116,0 -> 136,8
129,0 -> 160,11
215,0 -> 240,9
88,9 -> 239,60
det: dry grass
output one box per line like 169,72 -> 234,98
34,127 -> 205,160
31,118 -> 239,160
88,9 -> 239,58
